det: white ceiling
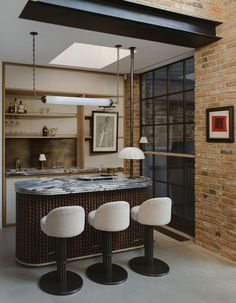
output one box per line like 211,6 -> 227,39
0,0 -> 194,74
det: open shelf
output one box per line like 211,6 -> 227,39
5,113 -> 77,119
5,88 -> 123,98
5,134 -> 77,139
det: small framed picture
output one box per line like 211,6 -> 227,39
206,106 -> 234,142
92,111 -> 118,153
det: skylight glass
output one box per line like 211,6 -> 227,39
50,43 -> 131,69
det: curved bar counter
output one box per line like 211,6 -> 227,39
15,175 -> 152,266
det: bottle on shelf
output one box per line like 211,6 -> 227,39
14,98 -> 18,113
17,101 -> 25,114
42,126 -> 48,136
8,103 -> 14,113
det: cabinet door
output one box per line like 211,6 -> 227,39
6,177 -> 38,224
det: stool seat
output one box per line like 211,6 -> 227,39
39,206 -> 85,296
88,210 -> 96,227
129,197 -> 172,277
40,206 -> 85,238
130,206 -> 140,222
86,201 -> 130,285
88,201 -> 130,232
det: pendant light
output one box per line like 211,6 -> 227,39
119,47 -> 145,179
29,32 -> 113,107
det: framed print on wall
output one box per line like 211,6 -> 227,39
206,106 -> 234,142
92,111 -> 118,153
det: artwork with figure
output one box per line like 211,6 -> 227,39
92,112 -> 118,152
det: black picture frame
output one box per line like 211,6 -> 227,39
206,106 -> 234,142
92,111 -> 118,153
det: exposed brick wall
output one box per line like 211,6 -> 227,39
125,0 -> 222,20
124,0 -> 236,262
194,0 -> 236,262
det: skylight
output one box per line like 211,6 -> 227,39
50,43 -> 131,69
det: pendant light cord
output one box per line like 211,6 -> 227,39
115,45 -> 122,105
30,32 -> 38,100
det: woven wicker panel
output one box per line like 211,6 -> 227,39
16,187 -> 151,265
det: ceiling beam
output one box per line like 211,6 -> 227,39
20,0 -> 221,48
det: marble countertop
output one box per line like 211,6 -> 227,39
6,167 -> 122,177
15,174 -> 152,195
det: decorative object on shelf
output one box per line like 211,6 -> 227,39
119,47 -> 145,178
17,101 -> 25,114
42,126 -> 48,136
15,158 -> 22,171
39,154 -> 46,169
49,127 -> 58,137
92,111 -> 118,153
39,107 -> 50,115
206,106 -> 234,142
119,147 -> 144,179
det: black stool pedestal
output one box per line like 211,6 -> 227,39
86,232 -> 128,285
129,226 -> 169,277
39,238 -> 83,295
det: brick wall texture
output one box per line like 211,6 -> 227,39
126,0 -> 222,20
124,0 -> 236,262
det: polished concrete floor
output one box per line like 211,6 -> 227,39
0,227 -> 235,303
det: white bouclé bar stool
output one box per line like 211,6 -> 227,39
39,206 -> 85,296
129,197 -> 172,277
86,201 -> 130,285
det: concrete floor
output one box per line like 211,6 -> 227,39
0,227 -> 235,303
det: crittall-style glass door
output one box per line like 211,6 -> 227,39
141,58 -> 195,236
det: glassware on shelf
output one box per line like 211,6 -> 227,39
40,108 -> 46,115
49,127 -> 58,136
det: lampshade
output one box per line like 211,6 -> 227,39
39,154 -> 46,161
119,147 -> 145,160
139,136 -> 148,144
41,96 -> 112,107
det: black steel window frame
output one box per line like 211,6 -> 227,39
140,57 -> 195,229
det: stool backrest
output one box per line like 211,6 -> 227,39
94,201 -> 130,232
45,206 -> 85,238
138,197 -> 172,226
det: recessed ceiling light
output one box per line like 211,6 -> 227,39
50,43 -> 131,69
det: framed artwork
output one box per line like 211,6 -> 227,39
92,111 -> 118,153
206,106 -> 234,142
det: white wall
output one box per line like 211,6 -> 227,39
0,62 -> 2,228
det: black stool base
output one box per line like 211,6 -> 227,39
86,263 -> 128,285
129,257 -> 169,277
39,270 -> 83,296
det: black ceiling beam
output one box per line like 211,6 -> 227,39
20,0 -> 221,48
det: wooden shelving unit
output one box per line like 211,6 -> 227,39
5,113 -> 77,119
5,135 -> 77,139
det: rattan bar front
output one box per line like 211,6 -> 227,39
16,187 -> 151,266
